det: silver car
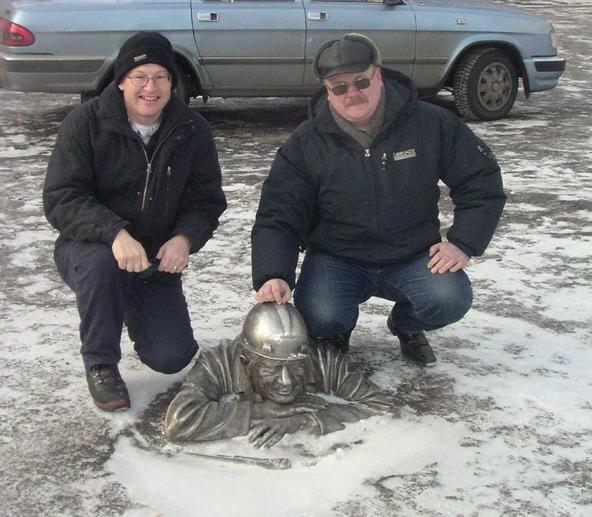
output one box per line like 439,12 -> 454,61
0,0 -> 565,120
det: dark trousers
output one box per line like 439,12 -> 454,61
294,249 -> 473,338
55,240 -> 198,373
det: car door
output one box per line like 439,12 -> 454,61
302,0 -> 416,88
190,0 -> 306,95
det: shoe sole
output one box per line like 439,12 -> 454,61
401,352 -> 437,367
93,399 -> 131,412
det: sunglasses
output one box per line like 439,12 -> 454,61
325,68 -> 377,96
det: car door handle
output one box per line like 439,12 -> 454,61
307,12 -> 328,21
197,12 -> 219,22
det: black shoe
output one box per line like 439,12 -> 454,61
86,364 -> 130,411
387,316 -> 436,367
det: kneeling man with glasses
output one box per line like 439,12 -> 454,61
44,32 -> 226,411
252,33 -> 505,366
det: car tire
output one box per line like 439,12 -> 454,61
453,48 -> 518,121
174,68 -> 192,105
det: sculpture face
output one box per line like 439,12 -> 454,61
250,358 -> 307,405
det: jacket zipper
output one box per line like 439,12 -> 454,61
140,146 -> 151,211
166,166 -> 172,191
138,121 -> 191,211
363,145 -> 381,262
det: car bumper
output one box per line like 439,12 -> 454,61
524,56 -> 566,92
0,49 -> 106,93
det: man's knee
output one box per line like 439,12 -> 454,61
139,338 -> 198,374
418,277 -> 473,326
60,241 -> 119,291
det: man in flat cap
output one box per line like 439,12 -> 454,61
165,303 -> 393,448
251,33 -> 505,365
44,31 -> 227,411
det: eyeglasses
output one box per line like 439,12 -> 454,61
127,73 -> 171,88
325,68 -> 377,96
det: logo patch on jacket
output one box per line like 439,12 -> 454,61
393,149 -> 417,161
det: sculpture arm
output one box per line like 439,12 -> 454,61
164,352 -> 253,442
315,347 -> 396,410
164,386 -> 253,442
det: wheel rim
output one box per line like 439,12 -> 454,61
477,61 -> 513,112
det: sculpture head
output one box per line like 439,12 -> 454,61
240,303 -> 310,405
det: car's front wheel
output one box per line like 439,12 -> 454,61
453,48 -> 518,121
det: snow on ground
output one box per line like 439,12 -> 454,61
0,2 -> 591,516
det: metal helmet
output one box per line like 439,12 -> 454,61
240,303 -> 309,361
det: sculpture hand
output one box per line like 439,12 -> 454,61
248,414 -> 312,448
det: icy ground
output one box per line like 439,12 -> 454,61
1,2 -> 591,516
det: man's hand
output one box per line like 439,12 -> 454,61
428,242 -> 469,274
112,229 -> 150,272
254,278 -> 292,304
157,234 -> 191,274
249,414 -> 313,448
251,394 -> 328,421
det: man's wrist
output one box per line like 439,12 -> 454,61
174,233 -> 192,246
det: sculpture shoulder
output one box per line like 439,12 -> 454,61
184,339 -> 243,388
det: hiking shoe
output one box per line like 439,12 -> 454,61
387,316 -> 436,367
86,364 -> 130,411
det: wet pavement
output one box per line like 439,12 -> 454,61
1,2 -> 591,516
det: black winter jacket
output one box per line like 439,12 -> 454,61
252,69 -> 505,290
44,83 -> 227,259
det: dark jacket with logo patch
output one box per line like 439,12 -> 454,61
251,68 -> 505,290
44,83 -> 227,259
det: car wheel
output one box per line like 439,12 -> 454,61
174,68 -> 192,105
453,48 -> 518,121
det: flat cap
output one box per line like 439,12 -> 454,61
313,33 -> 382,80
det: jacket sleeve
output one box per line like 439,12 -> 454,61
438,112 -> 506,257
43,105 -> 130,244
251,134 -> 318,290
173,120 -> 227,253
164,350 -> 252,442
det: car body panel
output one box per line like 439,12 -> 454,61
301,0 -> 416,87
0,0 -> 565,107
190,0 -> 307,95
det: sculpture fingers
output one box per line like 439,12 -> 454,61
248,424 -> 270,443
253,427 -> 278,448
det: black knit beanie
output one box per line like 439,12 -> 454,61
114,31 -> 178,87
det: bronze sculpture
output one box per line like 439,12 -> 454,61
165,303 -> 394,448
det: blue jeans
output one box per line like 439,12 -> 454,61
294,249 -> 473,338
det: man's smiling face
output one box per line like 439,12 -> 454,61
118,63 -> 171,125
